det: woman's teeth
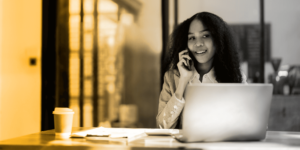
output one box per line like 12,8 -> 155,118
196,50 -> 207,54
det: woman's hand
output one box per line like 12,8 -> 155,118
175,49 -> 195,100
177,49 -> 194,83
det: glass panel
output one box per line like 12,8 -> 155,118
69,0 -> 81,127
98,0 -> 119,127
69,0 -> 160,128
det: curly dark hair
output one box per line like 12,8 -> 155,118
163,12 -> 242,83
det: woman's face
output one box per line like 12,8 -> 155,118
187,19 -> 216,65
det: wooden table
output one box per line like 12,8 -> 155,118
1,127 -> 300,150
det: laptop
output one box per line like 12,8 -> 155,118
176,83 -> 273,142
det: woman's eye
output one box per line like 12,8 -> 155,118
188,37 -> 195,40
203,34 -> 210,38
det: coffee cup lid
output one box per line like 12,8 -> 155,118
53,107 -> 74,114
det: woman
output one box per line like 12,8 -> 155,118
157,12 -> 247,129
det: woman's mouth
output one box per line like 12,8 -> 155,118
195,50 -> 207,54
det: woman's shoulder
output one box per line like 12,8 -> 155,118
163,69 -> 179,89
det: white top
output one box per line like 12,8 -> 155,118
189,67 -> 218,84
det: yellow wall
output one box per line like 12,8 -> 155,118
0,0 -> 41,141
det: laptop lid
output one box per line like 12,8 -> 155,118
182,83 -> 273,142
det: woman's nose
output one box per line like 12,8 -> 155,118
196,40 -> 204,47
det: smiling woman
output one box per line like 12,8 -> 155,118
157,12 -> 247,129
187,19 -> 216,80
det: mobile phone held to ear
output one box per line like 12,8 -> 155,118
185,58 -> 191,70
185,49 -> 192,70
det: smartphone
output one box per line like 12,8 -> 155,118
185,49 -> 192,70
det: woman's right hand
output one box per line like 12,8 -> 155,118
177,49 -> 194,84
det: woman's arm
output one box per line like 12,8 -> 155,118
157,50 -> 194,129
156,71 -> 187,129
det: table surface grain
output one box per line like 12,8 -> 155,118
1,127 -> 300,150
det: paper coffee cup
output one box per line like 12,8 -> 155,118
53,107 -> 74,136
